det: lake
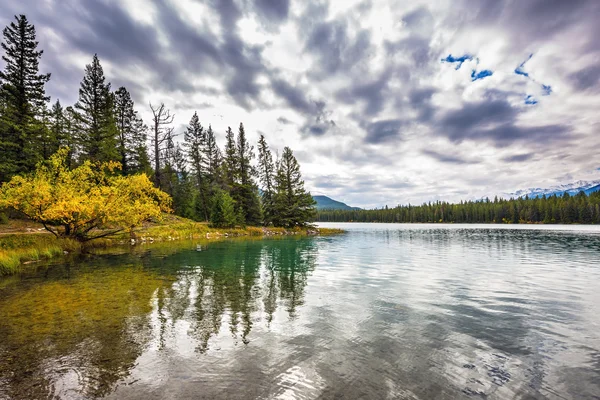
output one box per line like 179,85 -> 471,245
1,223 -> 600,399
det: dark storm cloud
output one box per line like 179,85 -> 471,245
421,149 -> 480,165
335,69 -> 391,115
364,119 -> 406,144
409,87 -> 436,122
569,64 -> 600,92
252,0 -> 290,22
0,0 -> 271,109
402,6 -> 434,30
270,78 -> 316,114
269,76 -> 337,136
437,98 -> 569,146
303,14 -> 372,77
463,0 -> 600,51
385,36 -> 432,67
502,153 -> 534,163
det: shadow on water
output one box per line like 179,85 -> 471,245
0,237 -> 318,400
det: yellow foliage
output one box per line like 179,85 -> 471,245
0,148 -> 172,241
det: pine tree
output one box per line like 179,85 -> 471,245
223,126 -> 238,190
169,142 -> 196,219
114,87 -> 147,175
210,189 -> 238,228
257,134 -> 275,225
74,54 -> 117,163
49,100 -> 65,151
0,14 -> 50,180
234,123 -> 262,225
204,124 -> 221,184
272,147 -> 316,228
62,106 -> 78,168
38,105 -> 56,160
183,112 -> 205,181
183,112 -> 212,220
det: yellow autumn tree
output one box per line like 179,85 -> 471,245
0,148 -> 171,241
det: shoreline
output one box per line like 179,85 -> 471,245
0,219 -> 344,276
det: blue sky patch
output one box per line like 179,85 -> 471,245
542,84 -> 552,95
471,69 -> 493,81
515,53 -> 533,77
441,54 -> 473,70
524,95 -> 538,105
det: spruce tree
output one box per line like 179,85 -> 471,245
183,112 -> 210,220
257,134 -> 275,225
0,14 -> 50,180
235,123 -> 262,225
272,147 -> 316,228
169,142 -> 195,219
183,112 -> 205,183
38,105 -> 56,160
49,100 -> 64,151
62,106 -> 78,168
204,124 -> 221,184
210,189 -> 238,228
114,87 -> 147,174
223,126 -> 238,190
75,54 -> 117,163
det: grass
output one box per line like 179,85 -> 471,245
0,216 -> 343,276
0,234 -> 81,275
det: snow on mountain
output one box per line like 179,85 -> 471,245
509,180 -> 600,199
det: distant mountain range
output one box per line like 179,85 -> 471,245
510,180 -> 600,199
313,195 -> 361,210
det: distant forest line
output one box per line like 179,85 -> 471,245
317,191 -> 600,224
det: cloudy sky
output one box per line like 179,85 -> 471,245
1,0 -> 599,208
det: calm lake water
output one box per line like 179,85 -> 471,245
1,223 -> 600,399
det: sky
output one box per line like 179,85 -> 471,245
1,0 -> 599,208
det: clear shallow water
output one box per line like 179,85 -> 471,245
1,223 -> 600,399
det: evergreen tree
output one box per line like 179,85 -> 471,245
235,123 -> 262,225
272,147 -> 316,228
222,126 -> 238,190
169,142 -> 196,219
257,134 -> 275,225
0,14 -> 50,180
204,124 -> 221,184
74,54 -> 117,163
114,87 -> 148,175
38,105 -> 56,160
183,112 -> 210,220
210,189 -> 238,228
183,112 -> 205,182
62,105 -> 78,168
49,100 -> 65,152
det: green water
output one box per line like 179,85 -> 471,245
1,224 -> 600,399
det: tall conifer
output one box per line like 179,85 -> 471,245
0,14 -> 50,180
273,147 -> 316,228
75,54 -> 117,162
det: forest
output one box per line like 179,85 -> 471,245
317,191 -> 600,224
0,15 -> 315,230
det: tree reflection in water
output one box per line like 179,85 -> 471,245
0,237 -> 319,399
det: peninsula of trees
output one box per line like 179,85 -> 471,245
0,15 -> 316,237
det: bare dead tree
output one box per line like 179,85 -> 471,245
149,102 -> 175,189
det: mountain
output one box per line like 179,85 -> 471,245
313,195 -> 361,210
510,180 -> 600,199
